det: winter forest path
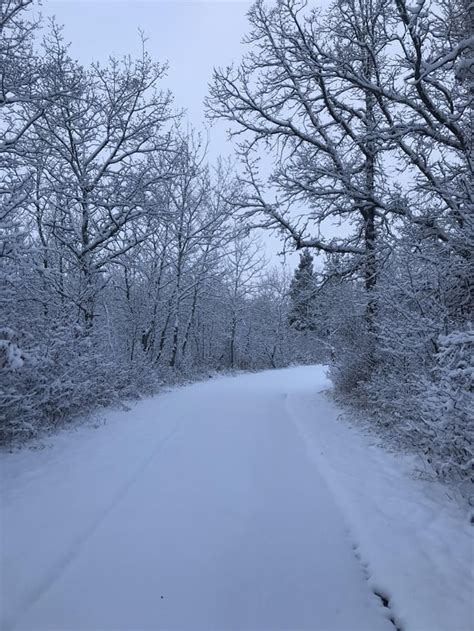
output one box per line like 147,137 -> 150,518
2,367 -> 471,631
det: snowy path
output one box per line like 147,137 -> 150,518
1,367 -> 472,631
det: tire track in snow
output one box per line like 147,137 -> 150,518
3,423 -> 181,631
283,391 -> 405,631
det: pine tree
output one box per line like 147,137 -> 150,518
288,251 -> 317,331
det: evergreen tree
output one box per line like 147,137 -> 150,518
288,251 -> 317,331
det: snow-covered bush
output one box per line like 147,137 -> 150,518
420,329 -> 474,482
0,328 -> 24,371
313,238 -> 473,487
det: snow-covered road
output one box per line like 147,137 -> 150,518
2,367 -> 472,631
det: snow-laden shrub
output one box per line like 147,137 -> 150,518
318,243 -> 473,489
0,325 -> 162,444
0,328 -> 25,371
325,282 -> 375,398
419,329 -> 474,482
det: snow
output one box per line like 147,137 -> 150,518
287,371 -> 474,631
0,328 -> 24,371
1,366 -> 472,631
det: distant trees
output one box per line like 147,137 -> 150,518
223,232 -> 265,368
288,251 -> 317,332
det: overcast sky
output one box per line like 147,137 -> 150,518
39,0 -> 332,267
41,1 -> 252,158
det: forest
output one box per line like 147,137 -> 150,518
1,0 -> 472,488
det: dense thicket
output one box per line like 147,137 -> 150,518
0,2 -> 322,442
209,0 -> 473,485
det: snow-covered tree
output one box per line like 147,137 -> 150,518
288,251 -> 317,332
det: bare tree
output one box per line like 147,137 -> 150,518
29,32 -> 174,328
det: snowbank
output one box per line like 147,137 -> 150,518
287,368 -> 473,631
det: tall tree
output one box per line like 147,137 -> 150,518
208,0 -> 395,269
29,34 -> 173,328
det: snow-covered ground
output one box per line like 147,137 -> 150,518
1,366 -> 472,631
